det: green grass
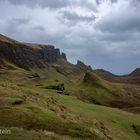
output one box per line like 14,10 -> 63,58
70,72 -> 140,108
0,81 -> 100,139
0,79 -> 140,140
0,63 -> 140,139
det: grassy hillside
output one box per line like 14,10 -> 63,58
0,61 -> 140,140
0,34 -> 140,140
52,70 -> 140,109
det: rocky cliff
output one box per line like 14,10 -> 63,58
76,60 -> 92,71
0,34 -> 67,69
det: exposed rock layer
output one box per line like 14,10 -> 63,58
0,35 -> 67,69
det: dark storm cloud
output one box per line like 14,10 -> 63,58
2,0 -> 98,11
95,0 -> 140,32
96,10 -> 140,33
96,0 -> 118,5
2,0 -> 71,9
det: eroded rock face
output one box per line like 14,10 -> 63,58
0,41 -> 67,70
83,72 -> 93,83
76,60 -> 92,71
61,52 -> 67,61
42,46 -> 61,62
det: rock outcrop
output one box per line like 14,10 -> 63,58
83,72 -> 93,83
0,34 -> 67,70
76,60 -> 92,71
46,83 -> 65,91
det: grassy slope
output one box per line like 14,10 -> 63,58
0,62 -> 140,140
65,71 -> 140,108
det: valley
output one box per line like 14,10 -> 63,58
0,34 -> 140,140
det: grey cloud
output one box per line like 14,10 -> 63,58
0,17 -> 48,43
74,0 -> 98,11
9,18 -> 30,25
59,10 -> 96,24
3,0 -> 71,9
2,18 -> 30,37
32,26 -> 45,32
3,0 -> 98,11
96,14 -> 140,33
96,31 -> 137,42
95,1 -> 140,33
95,0 -> 118,5
96,0 -> 118,5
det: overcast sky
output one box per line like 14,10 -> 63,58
0,0 -> 140,74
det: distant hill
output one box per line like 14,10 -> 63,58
130,68 -> 140,76
95,68 -> 140,85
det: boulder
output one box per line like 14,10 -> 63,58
46,83 -> 65,91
